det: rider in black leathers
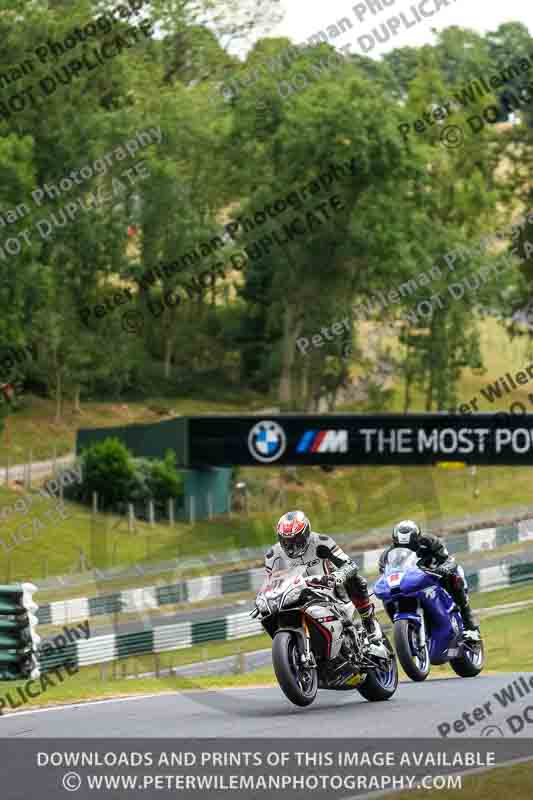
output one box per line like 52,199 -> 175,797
378,520 -> 480,640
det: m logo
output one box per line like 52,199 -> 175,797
296,430 -> 348,454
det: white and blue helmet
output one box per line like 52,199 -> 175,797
392,520 -> 421,547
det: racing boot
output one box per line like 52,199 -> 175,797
357,601 -> 383,643
459,602 -> 481,642
449,575 -> 481,641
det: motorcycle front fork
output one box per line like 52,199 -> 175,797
417,601 -> 427,648
300,615 -> 316,668
341,617 -> 364,663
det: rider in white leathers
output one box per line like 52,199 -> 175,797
265,510 -> 383,642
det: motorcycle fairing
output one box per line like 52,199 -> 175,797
374,549 -> 465,665
305,604 -> 344,659
257,565 -> 370,690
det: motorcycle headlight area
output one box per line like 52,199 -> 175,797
282,585 -> 304,606
256,595 -> 271,614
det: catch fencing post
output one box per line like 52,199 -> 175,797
128,503 -> 135,533
92,491 -> 98,514
168,497 -> 174,526
235,645 -> 245,674
207,491 -> 213,520
148,499 -> 155,527
189,495 -> 195,525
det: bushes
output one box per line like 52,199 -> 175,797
74,438 -> 184,511
148,451 -> 184,502
78,438 -> 135,507
128,451 -> 184,504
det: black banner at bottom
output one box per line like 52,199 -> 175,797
1,738 -> 532,799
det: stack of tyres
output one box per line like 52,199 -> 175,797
0,583 -> 40,680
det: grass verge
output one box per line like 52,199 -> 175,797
3,461 -> 533,587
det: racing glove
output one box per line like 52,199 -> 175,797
308,574 -> 336,588
435,558 -> 457,576
418,558 -> 455,576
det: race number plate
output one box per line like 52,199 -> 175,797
387,572 -> 402,587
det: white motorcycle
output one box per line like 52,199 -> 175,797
252,547 -> 398,708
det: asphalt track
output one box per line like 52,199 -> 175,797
1,674 -> 532,739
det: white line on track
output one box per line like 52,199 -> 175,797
0,686 -> 276,720
0,692 -> 178,719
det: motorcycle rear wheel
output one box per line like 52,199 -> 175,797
272,632 -> 318,707
393,619 -> 430,682
357,634 -> 398,701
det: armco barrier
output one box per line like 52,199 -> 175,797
36,566 -> 533,673
36,519 -> 533,627
37,611 -> 261,672
34,503 -> 533,594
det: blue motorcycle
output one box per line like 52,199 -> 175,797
374,548 -> 484,682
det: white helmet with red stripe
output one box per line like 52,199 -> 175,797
276,510 -> 311,558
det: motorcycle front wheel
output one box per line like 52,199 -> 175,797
393,619 -> 430,682
272,631 -> 318,707
450,638 -> 485,677
357,634 -> 398,701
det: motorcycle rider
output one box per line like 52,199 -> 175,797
378,520 -> 480,640
264,510 -> 383,643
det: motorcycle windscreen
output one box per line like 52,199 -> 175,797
383,547 -> 418,575
258,564 -> 310,594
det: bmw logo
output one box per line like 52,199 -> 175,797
248,420 -> 287,463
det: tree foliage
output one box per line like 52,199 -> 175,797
1,4 -> 531,415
